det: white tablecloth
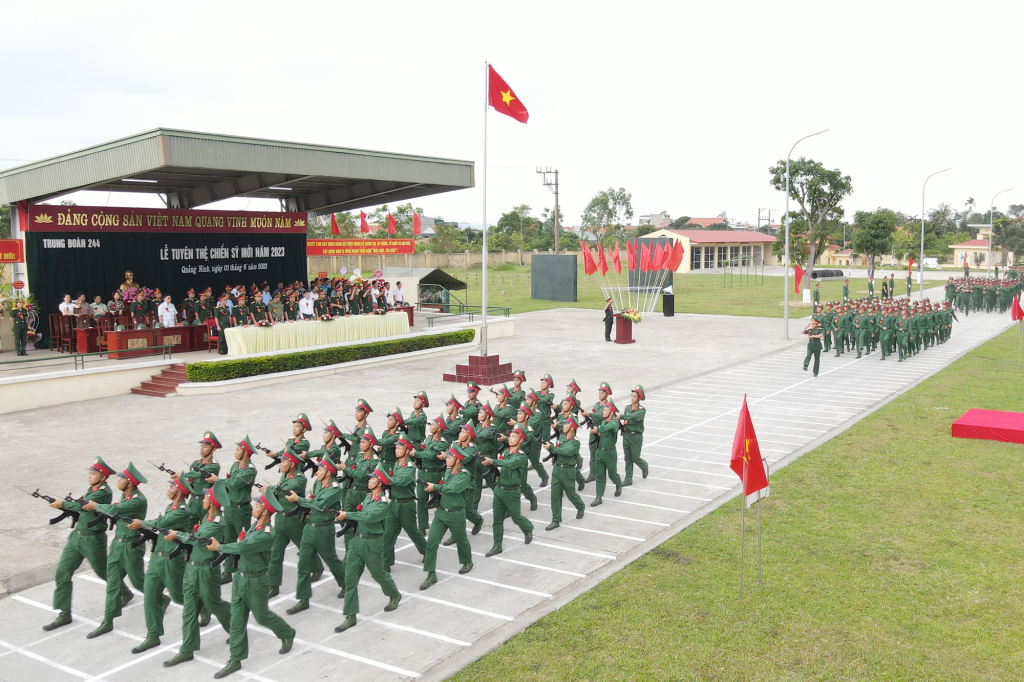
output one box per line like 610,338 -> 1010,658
224,312 -> 410,355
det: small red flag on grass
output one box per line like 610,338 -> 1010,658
730,395 -> 768,496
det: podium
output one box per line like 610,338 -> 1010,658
614,314 -> 635,344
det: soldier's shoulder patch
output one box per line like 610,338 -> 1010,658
264,526 -> 272,533
213,515 -> 222,523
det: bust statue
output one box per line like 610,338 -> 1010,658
119,270 -> 140,291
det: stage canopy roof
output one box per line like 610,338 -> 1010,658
0,128 -> 474,216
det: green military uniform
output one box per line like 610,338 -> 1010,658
621,388 -> 649,483
214,304 -> 234,354
525,402 -> 550,486
422,457 -> 473,584
878,316 -> 893,361
48,460 -> 113,628
803,323 -> 823,375
487,435 -> 534,554
292,465 -> 347,603
268,297 -> 284,322
135,488 -> 191,650
546,428 -> 585,527
222,445 -> 257,575
585,385 -> 611,482
11,304 -> 29,355
592,405 -> 622,504
92,463 -> 148,632
416,429 -> 448,532
250,299 -> 270,325
285,299 -> 299,321
603,300 -> 614,341
216,516 -> 295,667
895,317 -> 910,361
382,456 -> 427,568
267,454 -> 321,591
314,296 -> 331,319
130,298 -> 149,325
842,281 -> 849,302
341,485 -> 401,624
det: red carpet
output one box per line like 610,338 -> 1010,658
951,409 -> 1024,444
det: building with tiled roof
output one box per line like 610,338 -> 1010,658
640,229 -> 776,272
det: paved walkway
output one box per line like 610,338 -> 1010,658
0,298 -> 1011,682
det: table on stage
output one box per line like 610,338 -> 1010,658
76,327 -> 100,354
106,329 -> 155,359
223,312 -> 411,356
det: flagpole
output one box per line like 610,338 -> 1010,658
740,462 -> 746,598
481,61 -> 489,358
759,457 -> 768,586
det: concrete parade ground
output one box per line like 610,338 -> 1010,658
0,286 -> 1012,682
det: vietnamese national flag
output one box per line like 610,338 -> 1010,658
667,241 -> 685,271
730,395 -> 769,496
611,240 -> 622,274
1012,295 -> 1024,322
330,213 -> 340,235
908,257 -> 915,272
640,242 -> 651,272
387,213 -> 397,235
360,211 -> 369,234
413,213 -> 422,236
580,241 -> 597,276
488,65 -> 529,124
963,253 -> 968,267
793,263 -> 805,293
597,242 -> 609,276
627,240 -> 636,271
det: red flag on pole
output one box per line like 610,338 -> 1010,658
1012,295 -> 1024,321
793,263 -> 805,293
730,395 -> 769,496
627,240 -> 636,271
611,240 -> 622,274
330,213 -> 340,236
667,241 -> 685,271
640,242 -> 651,271
360,211 -> 369,234
597,242 -> 609,276
387,213 -> 397,235
656,243 -> 669,270
907,257 -> 915,272
487,65 -> 529,124
413,213 -> 422,236
963,253 -> 968,267
580,241 -> 597,276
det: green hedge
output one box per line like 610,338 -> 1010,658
185,329 -> 476,382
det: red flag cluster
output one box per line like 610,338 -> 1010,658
581,239 -> 683,277
730,396 -> 769,496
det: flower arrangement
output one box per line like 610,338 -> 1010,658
118,286 -> 156,302
254,318 -> 272,327
621,308 -> 642,324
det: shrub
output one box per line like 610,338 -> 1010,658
185,329 -> 475,382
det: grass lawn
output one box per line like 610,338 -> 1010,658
450,327 -> 1024,682
319,264 -> 890,317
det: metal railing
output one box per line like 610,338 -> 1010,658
0,345 -> 175,372
723,257 -> 765,287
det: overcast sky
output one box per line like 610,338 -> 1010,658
3,1 -> 1021,229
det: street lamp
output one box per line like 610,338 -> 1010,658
988,188 -> 1012,276
920,168 -> 951,298
783,128 -> 828,340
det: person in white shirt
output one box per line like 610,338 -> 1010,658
58,294 -> 77,316
394,281 -> 405,305
261,286 -> 271,305
298,291 -> 315,320
157,295 -> 178,328
384,282 -> 395,308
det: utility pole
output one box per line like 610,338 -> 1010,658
537,167 -> 560,254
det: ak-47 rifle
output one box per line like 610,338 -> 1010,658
257,442 -> 279,470
422,481 -> 442,510
131,525 -> 189,556
86,505 -> 136,530
149,461 -> 176,476
18,487 -> 81,528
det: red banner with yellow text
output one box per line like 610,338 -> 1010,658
25,205 -> 307,233
306,239 -> 415,256
0,239 -> 24,263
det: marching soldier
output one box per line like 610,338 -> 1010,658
462,382 -> 483,425
407,391 -> 429,446
544,417 -> 586,530
378,409 -> 405,466
43,457 -> 114,632
307,420 -> 344,469
342,399 -> 374,444
584,382 -> 612,483
262,447 -> 318,598
802,318 -> 823,376
11,298 -> 29,355
180,431 -> 222,482
420,446 -> 474,590
482,426 -> 534,555
286,457 -> 348,615
509,370 -> 526,411
537,374 -> 557,425
591,400 -> 623,507
128,476 -> 194,653
334,467 -> 402,633
500,404 -> 539,511
523,390 -> 550,487
621,386 -> 649,485
556,395 -> 587,491
265,414 -> 311,469
340,431 -> 380,563
208,489 -> 295,679
162,479 -> 233,668
82,462 -> 149,639
382,438 -> 427,570
443,423 -> 484,545
416,415 -> 448,535
214,437 -> 258,581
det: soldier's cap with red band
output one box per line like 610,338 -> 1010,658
565,416 -> 581,431
324,419 -> 343,439
237,436 -> 256,457
255,486 -> 284,514
598,381 -> 613,395
117,462 -> 148,487
317,458 -> 338,475
605,399 -> 619,414
563,395 -> 579,410
432,414 -> 447,429
632,384 -> 646,401
371,466 -> 392,485
207,480 -> 229,509
186,288 -> 195,295
356,398 -> 373,414
526,390 -> 539,404
199,431 -> 222,449
171,477 -> 192,497
281,446 -> 302,467
518,404 -> 533,417
512,369 -> 526,381
89,457 -> 115,478
466,381 -> 481,393
396,437 -> 416,452
389,408 -> 405,426
414,390 -> 430,407
461,422 -> 476,440
541,374 -> 554,388
447,395 -> 463,410
510,425 -> 528,442
293,413 -> 311,431
567,379 -> 581,394
179,471 -> 204,496
360,429 -> 378,447
480,402 -> 495,419
447,445 -> 467,462
495,385 -> 511,398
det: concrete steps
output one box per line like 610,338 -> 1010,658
131,363 -> 187,397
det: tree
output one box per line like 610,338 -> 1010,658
669,215 -> 691,230
891,228 -> 917,262
581,187 -> 633,241
770,217 -> 810,263
306,211 -> 358,239
928,203 -> 956,234
494,204 -> 539,251
0,205 -> 8,239
367,202 -> 423,238
851,208 -> 897,278
992,216 -> 1024,266
769,157 -> 852,289
425,222 -> 467,253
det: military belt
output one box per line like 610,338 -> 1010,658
239,570 -> 266,579
188,559 -> 212,567
440,506 -> 464,512
357,533 -> 382,539
556,463 -> 576,468
393,497 -> 415,503
154,550 -> 172,558
498,484 -> 521,490
309,521 -> 335,528
115,534 -> 141,543
76,528 -> 104,536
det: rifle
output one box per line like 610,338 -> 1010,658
18,487 -> 81,528
257,442 -> 280,470
149,461 -> 176,476
541,443 -> 557,464
131,525 -> 190,556
422,481 -> 442,510
387,414 -> 409,435
86,506 -> 136,530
